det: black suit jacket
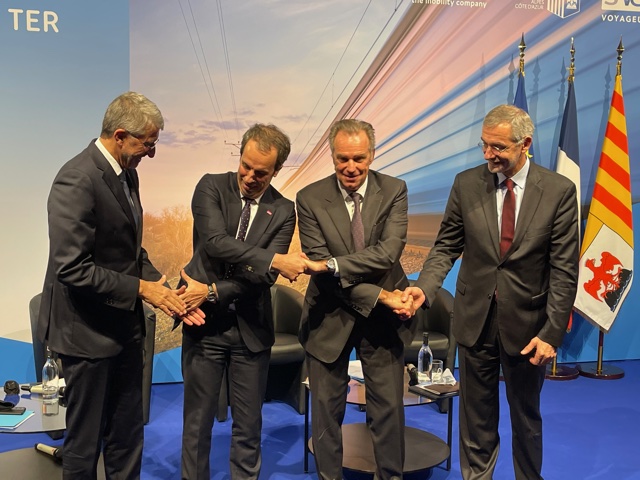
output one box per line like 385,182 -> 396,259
415,162 -> 579,355
181,172 -> 296,352
296,171 -> 415,363
37,140 -> 162,358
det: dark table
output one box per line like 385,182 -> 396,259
304,378 -> 458,476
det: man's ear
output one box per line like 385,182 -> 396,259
114,128 -> 128,144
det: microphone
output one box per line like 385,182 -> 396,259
34,443 -> 63,463
407,363 -> 419,386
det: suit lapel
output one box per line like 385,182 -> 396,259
480,168 -> 501,258
92,147 -> 138,237
245,187 -> 277,245
324,177 -> 353,250
225,174 -> 243,237
510,164 -> 543,254
362,174 -> 382,247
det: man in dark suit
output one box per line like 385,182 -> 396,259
176,124 -> 308,480
402,105 -> 579,479
296,119 -> 416,480
37,92 -> 200,479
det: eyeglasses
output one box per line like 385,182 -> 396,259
477,141 -> 511,155
477,140 -> 524,156
127,131 -> 160,150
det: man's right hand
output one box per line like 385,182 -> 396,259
139,275 -> 187,317
379,289 -> 416,321
272,252 -> 309,282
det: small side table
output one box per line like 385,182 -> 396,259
0,394 -> 73,479
304,379 -> 457,474
408,384 -> 459,470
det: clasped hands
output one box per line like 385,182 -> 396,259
377,285 -> 426,321
138,275 -> 206,326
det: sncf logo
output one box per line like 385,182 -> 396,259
602,0 -> 640,11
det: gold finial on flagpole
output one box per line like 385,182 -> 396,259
616,37 -> 624,76
518,33 -> 526,77
568,37 -> 575,84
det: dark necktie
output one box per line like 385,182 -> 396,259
119,171 -> 139,227
500,179 -> 515,257
237,197 -> 253,242
350,192 -> 365,251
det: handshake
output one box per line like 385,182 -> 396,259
378,286 -> 426,321
271,252 -> 334,282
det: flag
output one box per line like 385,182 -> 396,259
556,78 -> 581,331
573,74 -> 633,332
513,72 -> 534,160
514,73 -> 529,113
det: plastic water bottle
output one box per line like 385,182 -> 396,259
42,346 -> 59,406
417,332 -> 433,385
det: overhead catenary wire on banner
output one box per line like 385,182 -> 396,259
289,0 -> 407,169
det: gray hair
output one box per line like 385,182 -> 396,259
483,104 -> 534,143
328,119 -> 375,154
240,124 -> 291,172
101,91 -> 164,138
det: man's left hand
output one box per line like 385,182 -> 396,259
179,307 -> 207,327
520,337 -> 557,366
178,269 -> 208,310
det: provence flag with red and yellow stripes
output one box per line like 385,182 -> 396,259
573,74 -> 633,332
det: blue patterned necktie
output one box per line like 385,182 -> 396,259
237,197 -> 253,241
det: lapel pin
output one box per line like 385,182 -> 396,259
267,210 -> 273,216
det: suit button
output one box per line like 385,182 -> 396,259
487,294 -> 492,299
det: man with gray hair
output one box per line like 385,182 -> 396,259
297,118 -> 416,480
38,91 -> 200,479
402,104 -> 579,479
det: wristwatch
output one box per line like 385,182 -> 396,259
206,284 -> 218,303
326,258 -> 336,274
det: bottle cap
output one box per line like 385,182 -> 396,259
422,332 -> 429,343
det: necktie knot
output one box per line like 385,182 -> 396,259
503,178 -> 515,192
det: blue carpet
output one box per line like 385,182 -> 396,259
2,360 -> 639,479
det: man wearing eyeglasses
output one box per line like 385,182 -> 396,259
37,91 -> 201,479
401,105 -> 579,479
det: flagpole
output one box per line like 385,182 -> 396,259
547,38 -> 579,381
577,330 -> 624,379
576,39 -> 628,381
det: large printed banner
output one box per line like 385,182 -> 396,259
2,0 -> 639,382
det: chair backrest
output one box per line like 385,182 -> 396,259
270,284 -> 304,335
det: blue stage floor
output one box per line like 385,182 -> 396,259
2,360 -> 639,479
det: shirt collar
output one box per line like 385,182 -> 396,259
337,176 -> 368,202
95,138 -> 123,176
497,159 -> 530,189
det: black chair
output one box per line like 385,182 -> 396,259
216,283 -> 306,421
264,283 -> 306,414
29,293 -> 156,425
404,285 -> 456,413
